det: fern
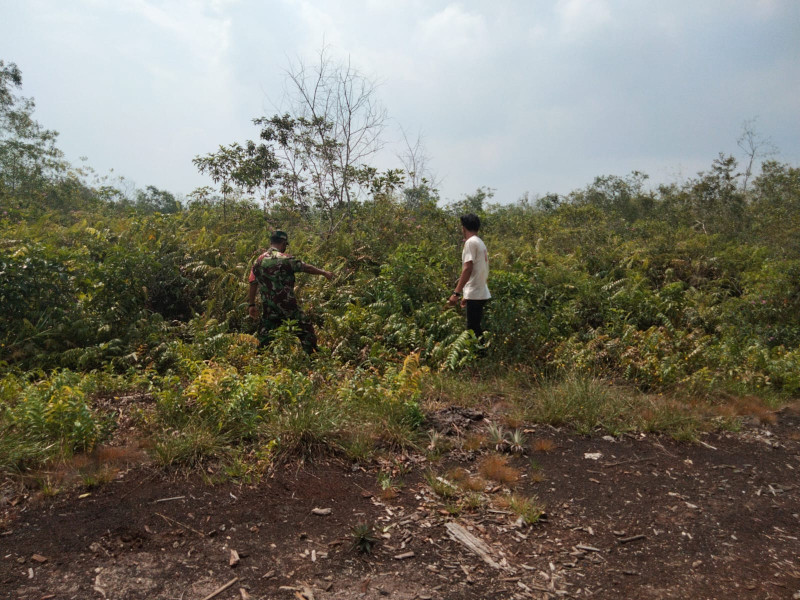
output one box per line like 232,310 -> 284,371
440,330 -> 477,372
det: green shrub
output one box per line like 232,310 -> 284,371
155,363 -> 272,439
0,371 -> 112,469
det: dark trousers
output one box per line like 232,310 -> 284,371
465,299 -> 488,340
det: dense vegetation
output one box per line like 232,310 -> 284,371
2,59 -> 799,478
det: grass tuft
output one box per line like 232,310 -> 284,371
463,433 -> 487,452
0,429 -> 51,473
478,454 -> 520,485
501,493 -> 545,525
424,470 -> 459,499
151,425 -> 229,468
351,521 -> 379,554
532,438 -> 556,452
262,397 -> 345,460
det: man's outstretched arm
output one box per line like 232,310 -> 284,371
302,263 -> 334,280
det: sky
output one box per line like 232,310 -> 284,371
2,0 -> 799,204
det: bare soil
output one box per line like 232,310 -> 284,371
2,405 -> 799,600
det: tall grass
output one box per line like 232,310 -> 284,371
516,373 -> 713,439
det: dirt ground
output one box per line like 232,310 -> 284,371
1,404 -> 799,600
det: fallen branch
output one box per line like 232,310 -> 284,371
200,577 -> 239,600
155,512 -> 205,538
618,534 -> 646,544
445,522 -> 504,570
603,456 -> 653,468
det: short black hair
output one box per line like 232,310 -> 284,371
460,213 -> 481,232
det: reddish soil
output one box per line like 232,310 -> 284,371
1,407 -> 799,600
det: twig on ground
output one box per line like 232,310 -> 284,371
618,534 -> 646,544
155,512 -> 205,538
200,577 -> 239,600
653,441 -> 678,457
153,496 -> 186,503
602,456 -> 653,468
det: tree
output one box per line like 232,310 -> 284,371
192,48 -> 398,230
580,171 -> 653,222
397,128 -> 442,211
192,143 -> 246,220
254,47 -> 388,225
737,118 -> 777,194
750,161 -> 800,254
0,60 -> 66,199
135,185 -> 181,214
0,60 -> 22,109
535,192 -> 563,212
690,153 -> 744,234
397,128 -> 439,189
451,187 -> 494,216
234,140 -> 281,209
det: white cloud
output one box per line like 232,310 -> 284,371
209,0 -> 239,11
279,0 -> 345,52
417,3 -> 488,56
554,0 -> 612,39
122,0 -> 233,68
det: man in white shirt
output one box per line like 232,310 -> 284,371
447,213 -> 491,341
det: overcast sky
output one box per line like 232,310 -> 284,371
2,0 -> 798,203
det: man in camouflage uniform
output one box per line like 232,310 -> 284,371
247,231 -> 332,353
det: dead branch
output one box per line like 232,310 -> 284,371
200,577 -> 239,600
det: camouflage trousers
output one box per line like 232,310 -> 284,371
257,313 -> 318,354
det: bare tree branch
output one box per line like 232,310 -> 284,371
737,117 -> 778,194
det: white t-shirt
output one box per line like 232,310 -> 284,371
462,235 -> 491,300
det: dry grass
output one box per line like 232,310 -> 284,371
714,396 -> 778,425
462,476 -> 488,492
463,433 -> 487,452
23,444 -> 146,496
478,455 -> 520,485
443,468 -> 487,492
532,438 -> 556,453
380,487 -> 398,501
528,470 -> 546,483
93,445 -> 147,465
446,467 -> 470,482
502,414 -> 524,429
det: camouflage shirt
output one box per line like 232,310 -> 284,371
249,248 -> 307,318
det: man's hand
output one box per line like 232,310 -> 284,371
446,293 -> 460,308
304,264 -> 334,280
248,305 -> 259,320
